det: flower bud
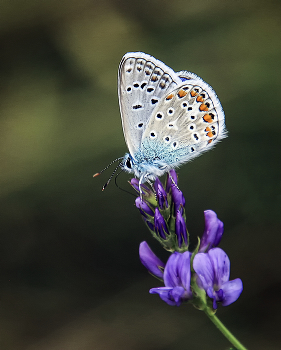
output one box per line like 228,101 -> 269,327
175,210 -> 188,248
154,208 -> 169,239
166,170 -> 178,193
135,197 -> 154,217
199,210 -> 224,253
154,178 -> 168,209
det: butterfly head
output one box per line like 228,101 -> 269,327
121,153 -> 170,185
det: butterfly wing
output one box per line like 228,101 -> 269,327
139,76 -> 226,169
118,52 -> 183,157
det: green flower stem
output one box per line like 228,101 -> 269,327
204,309 -> 247,350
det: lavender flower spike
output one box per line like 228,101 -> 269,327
193,248 -> 243,309
199,210 -> 224,253
139,241 -> 165,279
150,251 -> 193,306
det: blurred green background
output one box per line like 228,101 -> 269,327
0,0 -> 280,349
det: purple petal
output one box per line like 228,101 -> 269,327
166,170 -> 178,192
213,220 -> 224,247
130,178 -> 150,194
149,287 -> 177,306
130,178 -> 140,192
154,208 -> 169,239
193,252 -> 215,290
177,251 -> 192,298
199,210 -> 223,252
170,286 -> 185,306
220,278 -> 243,306
175,210 -> 188,247
208,248 -> 230,287
139,242 -> 165,279
154,178 -> 168,209
135,197 -> 154,216
145,220 -> 154,231
171,186 -> 185,215
163,252 -> 182,287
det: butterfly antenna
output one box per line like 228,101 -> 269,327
101,161 -> 123,191
93,157 -> 123,178
114,170 -> 137,198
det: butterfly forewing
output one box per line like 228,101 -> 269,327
118,52 -> 183,157
140,80 -> 226,167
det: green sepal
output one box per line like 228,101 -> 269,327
144,220 -> 177,253
159,206 -> 171,222
190,237 -> 201,272
190,274 -> 217,315
144,192 -> 158,207
190,274 -> 208,310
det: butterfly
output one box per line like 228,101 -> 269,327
95,52 -> 226,190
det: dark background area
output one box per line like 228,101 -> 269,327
0,0 -> 280,349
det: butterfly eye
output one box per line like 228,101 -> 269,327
126,158 -> 132,169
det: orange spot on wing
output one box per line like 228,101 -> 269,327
205,127 -> 211,132
166,94 -> 174,100
200,104 -> 209,111
208,139 -> 213,144
151,76 -> 158,82
207,131 -> 213,138
196,95 -> 204,102
203,114 -> 213,123
190,90 -> 198,97
177,89 -> 188,98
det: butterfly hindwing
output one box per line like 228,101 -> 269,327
140,80 -> 226,167
118,52 -> 183,157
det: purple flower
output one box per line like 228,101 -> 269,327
166,170 -> 178,193
150,251 -> 193,306
175,210 -> 188,248
139,241 -> 165,279
154,208 -> 169,239
129,178 -> 151,195
135,197 -> 154,217
171,185 -> 185,215
193,248 -> 243,309
154,178 -> 168,209
199,210 -> 224,253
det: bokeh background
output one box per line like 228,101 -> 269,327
0,0 -> 280,349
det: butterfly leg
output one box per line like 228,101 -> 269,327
169,171 -> 180,190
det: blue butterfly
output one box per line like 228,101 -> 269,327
95,52 -> 226,190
